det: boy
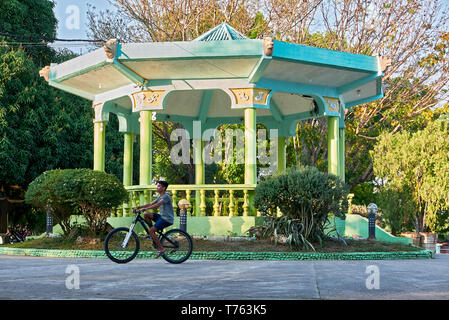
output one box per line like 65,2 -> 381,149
134,180 -> 174,257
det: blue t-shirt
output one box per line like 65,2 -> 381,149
155,193 -> 174,224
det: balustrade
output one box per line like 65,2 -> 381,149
114,184 -> 257,217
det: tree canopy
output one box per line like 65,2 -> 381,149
372,120 -> 449,233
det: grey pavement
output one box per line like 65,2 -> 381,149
0,254 -> 448,300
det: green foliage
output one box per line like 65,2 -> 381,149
26,169 -> 128,236
254,166 -> 349,250
351,182 -> 375,206
25,170 -> 74,235
55,169 -> 129,236
372,120 -> 449,233
0,0 -> 58,66
0,43 -> 94,188
375,187 -> 415,236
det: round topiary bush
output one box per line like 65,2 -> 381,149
55,169 -> 128,236
254,166 -> 349,250
25,170 -> 75,236
26,169 -> 128,237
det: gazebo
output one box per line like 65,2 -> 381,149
40,23 -> 389,223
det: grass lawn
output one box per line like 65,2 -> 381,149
2,236 -> 422,253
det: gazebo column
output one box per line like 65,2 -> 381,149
123,132 -> 134,186
93,121 -> 106,172
338,127 -> 345,182
139,111 -> 153,204
194,138 -> 205,216
244,107 -> 257,185
327,116 -> 340,176
276,136 -> 287,175
120,132 -> 135,216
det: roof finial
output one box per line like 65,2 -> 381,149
104,39 -> 118,60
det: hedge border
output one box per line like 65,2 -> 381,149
0,247 -> 433,260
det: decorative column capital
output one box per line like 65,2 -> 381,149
324,97 -> 340,115
226,88 -> 272,109
92,102 -> 110,123
130,90 -> 170,112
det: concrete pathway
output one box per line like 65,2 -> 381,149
0,255 -> 448,300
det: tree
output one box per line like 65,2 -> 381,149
372,120 -> 449,233
0,0 -> 58,67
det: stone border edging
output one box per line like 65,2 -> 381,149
0,247 -> 433,260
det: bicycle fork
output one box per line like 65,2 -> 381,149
122,221 -> 137,248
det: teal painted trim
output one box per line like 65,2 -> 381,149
198,90 -> 214,123
193,23 -> 248,41
273,41 -> 379,73
48,81 -> 94,101
103,101 -> 132,117
345,93 -> 384,108
0,247 -> 432,261
111,58 -> 146,85
118,40 -> 262,61
339,98 -> 346,129
52,61 -> 110,83
256,78 -> 338,98
337,73 -> 379,94
117,112 -> 140,135
249,56 -> 273,83
283,111 -> 319,121
268,100 -> 284,122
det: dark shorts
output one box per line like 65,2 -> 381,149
151,212 -> 172,231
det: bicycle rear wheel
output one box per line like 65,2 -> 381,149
160,229 -> 193,264
104,227 -> 140,263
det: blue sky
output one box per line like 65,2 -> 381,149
52,0 -> 113,53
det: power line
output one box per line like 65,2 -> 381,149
0,32 -> 105,43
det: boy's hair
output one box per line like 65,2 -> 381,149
157,180 -> 169,190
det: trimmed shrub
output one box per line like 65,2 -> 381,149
26,169 -> 128,237
54,169 -> 128,236
25,170 -> 75,236
254,166 -> 349,250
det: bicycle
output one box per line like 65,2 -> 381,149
6,227 -> 26,244
104,209 -> 193,264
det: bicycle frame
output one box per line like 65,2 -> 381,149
121,212 -> 176,249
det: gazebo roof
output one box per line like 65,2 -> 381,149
42,23 -> 389,136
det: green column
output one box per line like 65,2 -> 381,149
123,132 -> 134,186
122,132 -> 134,217
93,121 -> 106,171
139,111 -> 152,204
327,116 -> 339,176
276,136 -> 286,175
193,138 -> 205,216
244,107 -> 257,185
339,128 -> 345,182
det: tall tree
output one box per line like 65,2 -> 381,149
372,120 -> 449,233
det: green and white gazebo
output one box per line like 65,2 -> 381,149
40,23 -> 389,220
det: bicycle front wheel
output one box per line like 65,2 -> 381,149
104,227 -> 140,264
160,229 -> 193,264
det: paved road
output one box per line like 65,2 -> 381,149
0,255 -> 448,300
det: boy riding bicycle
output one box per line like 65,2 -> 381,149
134,180 -> 174,258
